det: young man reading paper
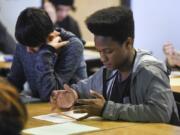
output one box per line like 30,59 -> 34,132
51,7 -> 179,124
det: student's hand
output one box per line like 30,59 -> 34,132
163,42 -> 175,56
48,31 -> 69,50
163,42 -> 180,67
163,42 -> 176,66
173,51 -> 180,67
50,84 -> 78,111
73,90 -> 105,120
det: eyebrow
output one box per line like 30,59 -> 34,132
96,48 -> 112,52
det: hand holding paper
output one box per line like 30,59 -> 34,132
50,84 -> 78,111
73,90 -> 105,120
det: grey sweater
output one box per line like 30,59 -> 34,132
72,49 -> 179,124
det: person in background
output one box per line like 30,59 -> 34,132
163,42 -> 180,70
0,21 -> 16,54
0,77 -> 27,135
43,0 -> 82,39
50,6 -> 179,125
8,8 -> 87,101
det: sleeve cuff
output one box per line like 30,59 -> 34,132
102,101 -> 115,120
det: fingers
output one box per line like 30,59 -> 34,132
77,99 -> 94,105
77,114 -> 89,121
50,90 -> 67,111
90,90 -> 104,99
52,31 -> 60,37
53,36 -> 62,43
73,105 -> 89,110
48,31 -> 60,42
48,33 -> 69,49
64,84 -> 72,91
64,84 -> 78,100
56,41 -> 69,48
50,90 -> 60,111
163,42 -> 175,55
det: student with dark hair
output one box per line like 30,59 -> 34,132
43,0 -> 82,38
51,7 -> 179,124
0,21 -> 16,54
0,77 -> 27,135
8,7 -> 87,101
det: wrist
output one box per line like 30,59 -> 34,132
101,101 -> 107,116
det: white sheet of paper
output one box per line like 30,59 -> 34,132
62,110 -> 88,119
23,122 -> 100,135
33,113 -> 74,123
33,111 -> 88,124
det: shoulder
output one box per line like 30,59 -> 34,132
67,16 -> 78,24
15,44 -> 26,53
64,37 -> 84,53
137,65 -> 169,84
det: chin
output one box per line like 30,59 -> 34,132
105,65 -> 115,70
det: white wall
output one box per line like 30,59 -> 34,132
0,0 -> 41,39
131,0 -> 180,60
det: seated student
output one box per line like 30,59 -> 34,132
163,42 -> 180,70
0,77 -> 27,135
43,0 -> 82,39
8,8 -> 87,101
50,6 -> 179,124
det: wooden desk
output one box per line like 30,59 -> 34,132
25,103 -> 180,135
0,61 -> 12,69
170,77 -> 180,93
26,103 -> 136,129
84,123 -> 180,135
85,41 -> 95,50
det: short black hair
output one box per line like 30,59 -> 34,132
50,0 -> 76,11
50,0 -> 74,6
85,6 -> 134,44
15,7 -> 54,47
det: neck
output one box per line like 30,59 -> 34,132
118,49 -> 136,80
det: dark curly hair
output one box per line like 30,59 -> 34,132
85,6 -> 134,45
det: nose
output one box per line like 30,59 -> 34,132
100,52 -> 108,63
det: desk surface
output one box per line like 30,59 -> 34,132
170,77 -> 180,93
0,61 -> 11,69
25,103 -> 180,135
0,50 -> 99,69
84,50 -> 99,61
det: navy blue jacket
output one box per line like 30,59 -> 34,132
8,29 -> 87,101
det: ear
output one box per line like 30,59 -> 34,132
125,37 -> 133,49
